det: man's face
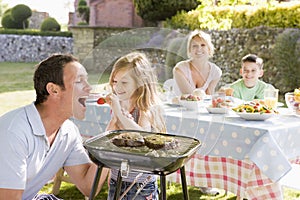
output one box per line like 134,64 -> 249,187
62,61 -> 91,120
240,61 -> 263,88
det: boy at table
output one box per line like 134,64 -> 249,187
229,54 -> 275,101
0,54 -> 109,200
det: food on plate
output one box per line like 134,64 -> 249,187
111,132 -> 145,147
192,89 -> 206,99
180,94 -> 202,101
111,132 -> 179,150
212,96 -> 233,108
171,96 -> 180,104
232,101 -> 278,114
294,88 -> 300,102
144,135 -> 179,150
296,108 -> 300,115
285,92 -> 300,112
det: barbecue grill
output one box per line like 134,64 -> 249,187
83,130 -> 201,200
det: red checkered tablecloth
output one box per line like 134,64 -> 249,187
167,154 -> 283,199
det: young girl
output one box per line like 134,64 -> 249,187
105,52 -> 166,200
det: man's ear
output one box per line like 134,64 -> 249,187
259,69 -> 264,78
46,82 -> 60,95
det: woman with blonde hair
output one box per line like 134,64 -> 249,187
173,30 -> 222,95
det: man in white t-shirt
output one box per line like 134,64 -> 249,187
0,54 -> 108,200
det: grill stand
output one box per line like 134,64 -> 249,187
88,164 -> 189,200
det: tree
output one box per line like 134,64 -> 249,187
0,0 -> 9,20
77,0 -> 90,24
134,0 -> 199,22
1,4 -> 32,29
40,17 -> 61,32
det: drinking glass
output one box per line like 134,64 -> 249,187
219,84 -> 234,96
264,88 -> 278,109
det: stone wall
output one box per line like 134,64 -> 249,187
0,34 -> 73,62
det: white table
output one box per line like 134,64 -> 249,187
72,102 -> 300,199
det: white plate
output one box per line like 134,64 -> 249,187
235,112 -> 276,121
164,103 -> 182,108
179,100 -> 204,110
206,107 -> 228,114
277,102 -> 284,107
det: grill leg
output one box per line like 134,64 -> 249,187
89,164 -> 103,200
160,175 -> 166,200
113,171 -> 123,200
180,166 -> 189,200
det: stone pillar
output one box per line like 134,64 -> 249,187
69,26 -> 95,71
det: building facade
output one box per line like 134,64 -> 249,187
70,0 -> 144,27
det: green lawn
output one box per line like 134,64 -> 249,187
0,62 -> 109,93
1,62 -> 300,199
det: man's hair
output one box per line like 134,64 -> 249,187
34,54 -> 78,105
241,54 -> 263,69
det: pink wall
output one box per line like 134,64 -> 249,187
71,0 -> 143,27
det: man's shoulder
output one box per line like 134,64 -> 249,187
0,104 -> 31,129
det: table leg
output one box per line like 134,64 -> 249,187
88,164 -> 103,200
113,171 -> 123,200
160,175 -> 166,200
180,166 -> 189,200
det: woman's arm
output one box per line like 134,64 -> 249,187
173,64 -> 194,94
206,78 -> 220,95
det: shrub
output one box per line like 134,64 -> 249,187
165,2 -> 300,30
0,28 -> 72,37
134,0 -> 199,22
1,13 -> 17,29
77,0 -> 89,24
77,21 -> 88,26
40,17 -> 61,32
272,29 -> 300,93
11,4 -> 32,23
1,4 -> 31,29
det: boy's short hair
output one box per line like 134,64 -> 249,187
241,54 -> 263,69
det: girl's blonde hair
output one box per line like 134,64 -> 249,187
187,30 -> 215,58
109,52 -> 166,132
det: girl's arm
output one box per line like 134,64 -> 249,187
106,115 -> 119,131
108,94 -> 151,131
